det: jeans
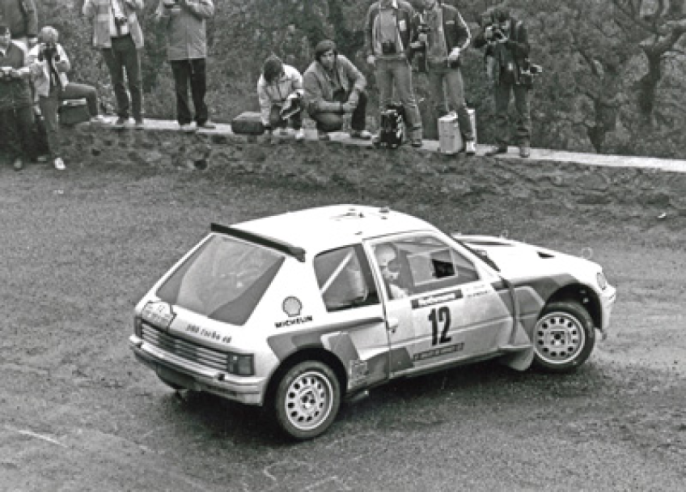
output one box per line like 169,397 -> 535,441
38,87 -> 61,158
310,90 -> 368,133
494,82 -> 531,147
102,35 -> 143,120
171,58 -> 208,126
61,83 -> 100,117
0,106 -> 34,161
375,57 -> 422,140
427,64 -> 474,141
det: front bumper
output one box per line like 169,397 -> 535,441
129,335 -> 266,405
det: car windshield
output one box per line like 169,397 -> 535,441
156,235 -> 284,325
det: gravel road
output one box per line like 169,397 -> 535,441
1,161 -> 684,491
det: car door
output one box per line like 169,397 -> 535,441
366,233 -> 514,377
313,245 -> 391,389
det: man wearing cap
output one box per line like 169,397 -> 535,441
83,0 -> 145,129
0,0 -> 38,53
303,40 -> 372,141
0,23 -> 33,171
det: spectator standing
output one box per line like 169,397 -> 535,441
83,0 -> 145,129
303,40 -> 372,141
257,55 -> 305,144
155,0 -> 215,133
473,6 -> 532,158
29,27 -> 105,171
364,0 -> 423,147
0,0 -> 38,53
412,0 -> 475,155
0,23 -> 33,171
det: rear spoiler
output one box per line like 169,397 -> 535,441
210,223 -> 306,262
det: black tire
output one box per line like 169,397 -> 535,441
273,361 -> 341,440
532,301 -> 595,373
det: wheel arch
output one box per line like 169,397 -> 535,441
264,347 -> 348,406
545,283 -> 601,329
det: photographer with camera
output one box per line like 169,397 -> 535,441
473,6 -> 533,158
28,26 -> 105,170
364,0 -> 423,148
155,0 -> 215,133
83,0 -> 145,130
0,23 -> 33,171
257,55 -> 305,145
411,0 -> 475,156
0,0 -> 38,53
303,40 -> 372,142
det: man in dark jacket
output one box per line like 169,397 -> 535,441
0,0 -> 38,52
155,0 -> 215,133
364,0 -> 423,147
473,6 -> 532,158
303,40 -> 372,141
0,24 -> 33,170
412,0 -> 475,155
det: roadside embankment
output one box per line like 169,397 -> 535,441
61,120 -> 686,217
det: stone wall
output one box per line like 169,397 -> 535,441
58,121 -> 686,218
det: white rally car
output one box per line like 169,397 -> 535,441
129,205 -> 616,440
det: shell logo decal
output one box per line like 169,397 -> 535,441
282,296 -> 302,317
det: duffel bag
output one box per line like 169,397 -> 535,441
231,112 -> 265,136
58,99 -> 90,126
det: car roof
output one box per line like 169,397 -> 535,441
229,205 -> 435,255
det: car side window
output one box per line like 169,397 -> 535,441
389,235 -> 480,294
314,245 -> 379,312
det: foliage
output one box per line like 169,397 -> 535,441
35,0 -> 686,158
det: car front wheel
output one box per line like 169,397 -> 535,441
532,301 -> 595,373
274,361 -> 341,440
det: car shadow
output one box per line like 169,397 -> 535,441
154,358 -> 614,446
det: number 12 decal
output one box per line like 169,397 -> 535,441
428,306 -> 452,346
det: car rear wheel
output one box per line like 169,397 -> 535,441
274,361 -> 341,440
532,301 -> 595,373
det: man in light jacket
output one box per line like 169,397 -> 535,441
83,0 -> 145,129
29,26 -> 105,170
155,0 -> 215,133
303,40 -> 372,141
257,54 -> 305,144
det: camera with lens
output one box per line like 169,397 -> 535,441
519,59 -> 543,87
38,43 -> 59,62
0,66 -> 14,80
381,40 -> 397,55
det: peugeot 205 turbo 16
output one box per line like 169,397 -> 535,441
129,205 -> 617,440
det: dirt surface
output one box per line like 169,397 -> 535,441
1,160 -> 685,491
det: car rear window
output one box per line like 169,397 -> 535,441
157,235 -> 284,325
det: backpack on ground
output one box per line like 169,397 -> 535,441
377,102 -> 405,149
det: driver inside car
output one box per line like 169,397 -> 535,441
374,243 -> 409,299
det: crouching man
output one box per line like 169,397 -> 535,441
303,40 -> 372,141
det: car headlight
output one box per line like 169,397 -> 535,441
597,271 -> 608,290
228,353 -> 254,376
